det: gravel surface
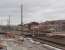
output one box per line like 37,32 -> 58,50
0,35 -> 62,50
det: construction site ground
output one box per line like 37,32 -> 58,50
0,34 -> 62,50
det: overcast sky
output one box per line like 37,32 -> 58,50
0,0 -> 22,25
0,0 -> 65,25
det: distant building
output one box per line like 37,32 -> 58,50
40,20 -> 65,32
18,22 -> 39,32
24,22 -> 39,31
0,25 -> 17,32
18,20 -> 65,33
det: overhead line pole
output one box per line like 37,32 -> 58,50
7,16 -> 10,32
21,4 -> 23,35
21,4 -> 23,25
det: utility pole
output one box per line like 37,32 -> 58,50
21,4 -> 23,35
8,16 -> 10,26
7,16 -> 10,32
21,4 -> 23,25
0,17 -> 2,25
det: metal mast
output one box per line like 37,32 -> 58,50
21,4 -> 23,35
7,16 -> 10,32
8,16 -> 10,26
21,4 -> 23,25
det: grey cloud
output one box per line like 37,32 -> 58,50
0,0 -> 65,24
0,0 -> 23,25
23,0 -> 65,23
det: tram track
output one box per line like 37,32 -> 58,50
32,37 -> 65,50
